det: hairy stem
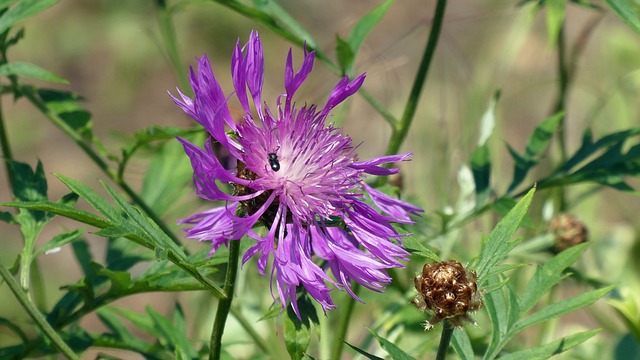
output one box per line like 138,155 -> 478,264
209,239 -> 241,359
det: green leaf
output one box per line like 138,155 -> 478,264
96,308 -> 152,352
38,89 -> 93,142
499,329 -> 601,360
55,174 -> 121,222
9,160 -> 47,203
0,0 -> 59,35
345,341 -> 385,360
251,0 -> 317,49
513,285 -> 615,333
473,187 -> 536,284
606,0 -> 640,34
342,0 -> 393,73
0,200 -> 111,229
484,277 -> 510,357
403,236 -> 440,262
470,144 -> 491,207
335,35 -> 354,75
545,0 -> 567,44
369,328 -> 415,360
0,62 -> 67,83
284,296 -> 315,359
451,328 -> 474,360
517,243 -> 589,317
34,229 -> 83,257
507,112 -> 563,193
0,211 -> 15,223
147,304 -> 198,358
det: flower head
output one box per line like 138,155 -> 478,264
171,30 -> 422,316
413,260 -> 484,330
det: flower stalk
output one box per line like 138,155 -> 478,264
436,320 -> 454,360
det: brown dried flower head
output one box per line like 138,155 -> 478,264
413,260 -> 483,330
549,213 -> 588,252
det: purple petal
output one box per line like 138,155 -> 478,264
320,73 -> 366,117
350,152 -> 412,176
246,30 -> 264,115
363,183 -> 423,223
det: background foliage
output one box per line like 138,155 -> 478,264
1,0 -> 640,359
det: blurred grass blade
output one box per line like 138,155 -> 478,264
471,144 -> 491,207
499,329 -> 601,360
251,0 -> 316,48
545,0 -> 567,44
0,62 -> 67,83
606,0 -> 640,34
345,341 -> 385,360
0,0 -> 58,34
473,187 -> 535,284
514,285 -> 615,333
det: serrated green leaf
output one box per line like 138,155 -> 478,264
34,229 -> 83,257
9,160 -> 47,203
56,174 -> 122,221
368,328 -> 415,360
403,236 -> 440,262
517,243 -> 589,316
473,188 -> 535,284
0,0 -> 58,35
606,0 -> 640,34
96,267 -> 131,297
0,61 -> 67,83
499,329 -> 601,360
0,200 -> 111,229
514,285 -> 614,333
451,328 -> 474,360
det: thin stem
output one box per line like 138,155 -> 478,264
17,84 -> 184,250
330,284 -> 360,360
436,321 -> 454,360
0,261 -> 80,360
552,24 -> 568,212
0,97 -> 14,187
209,239 -> 241,359
385,0 -> 447,157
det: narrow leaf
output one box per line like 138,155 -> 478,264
499,329 -> 601,360
471,144 -> 491,206
0,62 -> 67,83
284,305 -> 311,360
451,328 -> 474,360
348,0 -> 393,60
606,0 -> 640,34
34,229 -> 83,257
369,329 -> 415,360
513,285 -> 614,333
0,201 -> 110,229
517,243 -> 589,317
0,0 -> 59,35
473,187 -> 536,283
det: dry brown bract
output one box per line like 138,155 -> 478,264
413,260 -> 483,330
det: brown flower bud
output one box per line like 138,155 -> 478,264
413,260 -> 483,330
549,214 -> 588,252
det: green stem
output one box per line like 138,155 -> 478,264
330,284 -> 360,360
18,84 -> 184,250
0,97 -> 14,188
0,261 -> 80,360
385,0 -> 447,157
436,320 -> 453,360
552,24 -> 568,212
209,239 -> 241,359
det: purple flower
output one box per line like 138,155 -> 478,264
171,30 -> 422,316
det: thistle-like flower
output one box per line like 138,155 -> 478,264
413,260 -> 483,330
171,30 -> 422,316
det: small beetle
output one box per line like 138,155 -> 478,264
268,152 -> 280,172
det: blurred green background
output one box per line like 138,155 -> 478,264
1,0 -> 640,358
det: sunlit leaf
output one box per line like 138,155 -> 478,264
606,0 -> 640,34
369,328 -> 415,360
499,329 -> 601,360
0,0 -> 58,35
0,62 -> 67,83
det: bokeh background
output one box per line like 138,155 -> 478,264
1,0 -> 639,358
